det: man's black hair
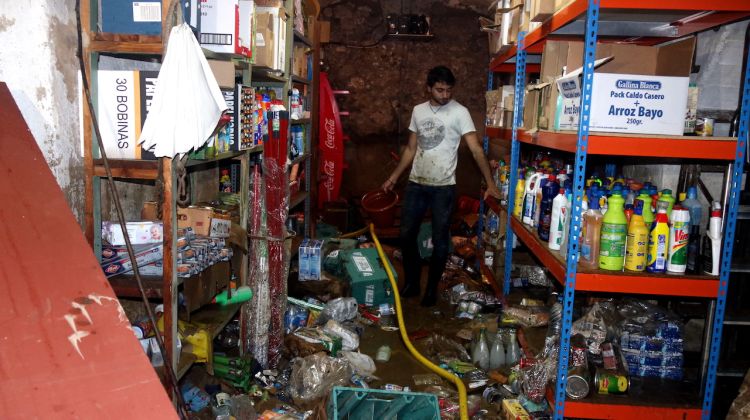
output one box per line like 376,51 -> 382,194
427,66 -> 456,87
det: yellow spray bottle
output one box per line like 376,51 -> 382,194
625,199 -> 649,271
513,170 -> 526,218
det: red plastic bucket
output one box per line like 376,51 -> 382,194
361,189 -> 399,228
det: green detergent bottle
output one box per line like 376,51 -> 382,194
637,192 -> 654,226
599,194 -> 627,271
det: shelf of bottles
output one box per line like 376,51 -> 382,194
488,1 -> 750,418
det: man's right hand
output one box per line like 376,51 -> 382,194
382,177 -> 396,192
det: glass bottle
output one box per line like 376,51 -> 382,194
472,327 -> 490,371
489,329 -> 506,370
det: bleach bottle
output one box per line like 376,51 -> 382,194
548,188 -> 568,251
646,207 -> 670,273
599,194 -> 627,271
522,171 -> 542,226
538,176 -> 560,241
624,199 -> 649,272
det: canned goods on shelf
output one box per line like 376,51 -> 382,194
594,369 -> 629,395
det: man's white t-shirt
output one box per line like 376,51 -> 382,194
408,99 -> 476,186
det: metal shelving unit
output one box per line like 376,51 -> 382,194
81,0 -> 263,386
488,1 -> 750,419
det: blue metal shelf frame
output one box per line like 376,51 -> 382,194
552,1 -> 600,418
503,32 -> 527,296
492,1 -> 744,417
701,43 -> 750,419
477,70 -> 494,252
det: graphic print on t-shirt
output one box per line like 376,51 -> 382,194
417,117 -> 445,150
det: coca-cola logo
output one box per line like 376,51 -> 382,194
323,160 -> 335,177
324,118 -> 336,150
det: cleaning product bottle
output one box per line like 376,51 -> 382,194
522,171 -> 542,226
212,286 -> 253,306
646,208 -> 670,273
505,328 -> 521,366
637,192 -> 654,226
538,175 -> 559,241
625,200 -> 649,272
681,186 -> 703,273
599,194 -> 627,271
667,206 -> 691,274
580,191 -> 604,270
512,170 -> 526,218
658,189 -> 676,219
702,202 -> 722,275
559,191 -> 574,258
534,174 -> 552,227
548,188 -> 568,251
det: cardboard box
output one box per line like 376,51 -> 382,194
102,221 -> 163,246
100,244 -> 163,277
254,10 -> 276,68
531,0 -> 563,22
293,45 -> 309,78
502,399 -> 530,420
341,248 -> 396,307
97,70 -> 159,160
299,239 -> 323,281
99,0 -> 162,35
544,38 -> 695,135
522,82 -> 550,130
177,206 -> 232,238
208,60 -> 236,88
199,0 -> 254,57
255,6 -> 287,71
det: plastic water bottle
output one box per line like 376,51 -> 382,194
489,330 -> 506,370
506,328 -> 520,366
472,328 -> 490,371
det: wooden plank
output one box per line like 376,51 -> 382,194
0,82 -> 176,419
93,159 -> 159,179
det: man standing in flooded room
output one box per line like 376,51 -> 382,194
382,65 -> 501,306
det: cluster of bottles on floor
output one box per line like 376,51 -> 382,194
489,154 -> 723,275
471,327 -> 521,371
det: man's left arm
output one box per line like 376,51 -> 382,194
464,131 -> 502,200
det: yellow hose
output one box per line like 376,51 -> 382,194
369,224 -> 469,420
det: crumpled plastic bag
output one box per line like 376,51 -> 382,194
288,352 -> 352,404
317,297 -> 358,324
340,351 -> 376,376
322,319 -> 359,351
139,23 -> 227,157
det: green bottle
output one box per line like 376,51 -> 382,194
599,194 -> 627,271
637,193 -> 654,226
213,286 -> 253,306
658,189 -> 676,219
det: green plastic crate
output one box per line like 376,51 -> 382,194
341,248 -> 396,306
328,387 -> 440,420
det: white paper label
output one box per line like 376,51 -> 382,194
133,2 -> 162,22
353,255 -> 373,273
557,73 -> 689,135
